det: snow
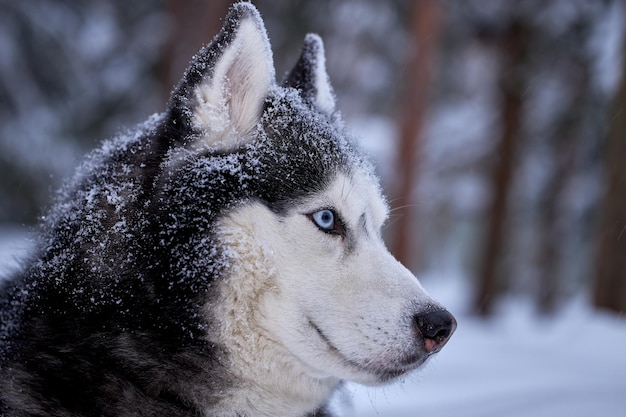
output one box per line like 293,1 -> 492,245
2,230 -> 624,416
348,274 -> 626,417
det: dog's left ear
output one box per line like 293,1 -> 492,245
284,34 -> 336,116
170,3 -> 275,147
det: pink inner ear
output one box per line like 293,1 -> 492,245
225,19 -> 275,135
191,17 -> 275,146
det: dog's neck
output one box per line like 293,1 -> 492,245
216,353 -> 339,417
205,282 -> 340,417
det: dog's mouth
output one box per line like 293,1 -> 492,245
307,318 -> 426,382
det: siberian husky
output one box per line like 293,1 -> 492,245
0,3 -> 455,416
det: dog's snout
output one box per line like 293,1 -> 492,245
414,309 -> 456,354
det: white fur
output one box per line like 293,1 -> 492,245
208,170 -> 441,416
193,17 -> 275,148
208,204 -> 338,417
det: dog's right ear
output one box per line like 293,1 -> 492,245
169,3 -> 275,149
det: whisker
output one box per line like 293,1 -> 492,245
388,203 -> 424,213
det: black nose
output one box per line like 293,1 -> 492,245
414,309 -> 456,354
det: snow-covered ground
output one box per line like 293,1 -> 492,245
1,229 -> 625,416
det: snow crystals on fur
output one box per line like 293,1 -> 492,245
0,0 -> 375,363
0,3 -> 383,416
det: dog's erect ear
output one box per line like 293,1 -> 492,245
283,34 -> 336,116
170,3 -> 274,147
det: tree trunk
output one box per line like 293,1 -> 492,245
535,60 -> 588,315
392,0 -> 442,270
474,21 -> 527,317
158,0 -> 231,99
593,45 -> 626,313
536,140 -> 573,314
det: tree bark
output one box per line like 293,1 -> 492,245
535,60 -> 587,315
158,0 -> 231,100
536,138 -> 573,314
474,21 -> 527,317
593,45 -> 626,313
392,0 -> 442,270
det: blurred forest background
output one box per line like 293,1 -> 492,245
1,0 -> 625,317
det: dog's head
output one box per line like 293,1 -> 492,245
158,3 -> 455,386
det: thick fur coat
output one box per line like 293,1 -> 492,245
0,4 -> 455,416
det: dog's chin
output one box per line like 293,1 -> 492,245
307,319 -> 428,385
333,349 -> 429,387
351,354 -> 429,386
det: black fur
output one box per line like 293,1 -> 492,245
0,4 -> 368,416
284,34 -> 332,113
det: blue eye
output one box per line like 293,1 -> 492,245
309,208 -> 345,236
312,209 -> 335,230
